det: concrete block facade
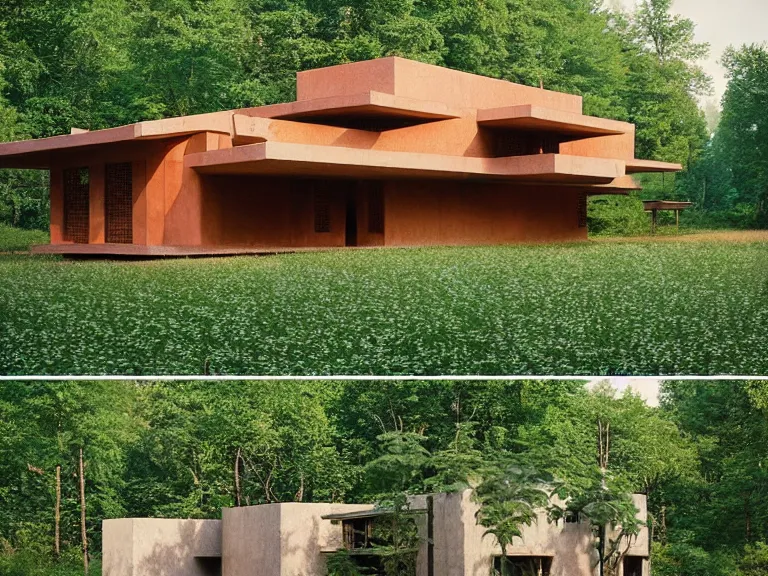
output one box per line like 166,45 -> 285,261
101,492 -> 649,576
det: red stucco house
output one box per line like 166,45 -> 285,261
0,57 -> 680,256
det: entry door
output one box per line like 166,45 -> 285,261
105,162 -> 133,243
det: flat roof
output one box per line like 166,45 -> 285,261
625,159 -> 682,173
477,105 -> 632,137
185,142 -> 625,184
322,508 -> 428,521
643,200 -> 693,210
0,112 -> 232,169
238,91 -> 464,122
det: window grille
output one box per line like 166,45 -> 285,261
63,167 -> 90,243
105,162 -> 133,244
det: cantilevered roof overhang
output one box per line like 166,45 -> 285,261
185,142 -> 625,184
0,111 -> 232,169
477,105 -> 633,137
238,91 -> 464,122
625,158 -> 683,173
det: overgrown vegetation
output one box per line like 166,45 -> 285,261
0,224 -> 48,252
2,240 -> 767,376
1,381 -> 765,575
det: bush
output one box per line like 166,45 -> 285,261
0,548 -> 99,576
587,194 -> 649,237
0,223 -> 48,251
652,542 -> 739,576
741,542 -> 768,575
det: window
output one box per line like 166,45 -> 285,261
342,518 -> 373,550
314,189 -> 331,233
105,162 -> 133,244
494,556 -> 552,576
578,192 -> 588,228
623,556 -> 644,576
367,183 -> 384,234
63,167 -> 90,243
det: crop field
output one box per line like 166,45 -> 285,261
1,237 -> 767,375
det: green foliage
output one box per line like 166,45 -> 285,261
472,460 -> 550,555
741,542 -> 768,576
0,549 -> 101,576
0,224 -> 47,251
651,542 -> 739,576
2,241 -> 768,375
587,195 -> 649,237
325,550 -> 363,576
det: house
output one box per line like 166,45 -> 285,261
0,57 -> 680,256
101,490 -> 649,576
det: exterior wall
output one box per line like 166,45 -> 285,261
295,57 -> 583,114
102,518 -> 222,576
222,503 -> 373,576
412,491 -> 649,576
384,182 -> 587,246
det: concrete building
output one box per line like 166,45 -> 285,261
0,57 -> 679,256
101,490 -> 649,576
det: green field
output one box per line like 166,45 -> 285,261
1,236 -> 767,375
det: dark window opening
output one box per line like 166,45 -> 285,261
63,167 -> 90,243
345,192 -> 358,246
194,557 -> 221,576
493,556 -> 552,576
314,189 -> 331,233
493,131 -> 565,157
623,556 -> 644,576
578,192 -> 588,228
564,510 -> 581,523
367,183 -> 384,235
343,518 -> 375,550
105,162 -> 133,243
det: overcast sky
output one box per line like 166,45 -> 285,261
617,0 -> 768,106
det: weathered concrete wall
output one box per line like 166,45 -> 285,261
102,518 -> 222,576
222,503 -> 373,576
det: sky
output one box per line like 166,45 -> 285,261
617,0 -> 768,106
587,377 -> 662,406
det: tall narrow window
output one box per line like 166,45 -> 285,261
63,167 -> 90,243
105,162 -> 133,243
578,192 -> 588,228
314,189 -> 331,233
368,183 -> 384,234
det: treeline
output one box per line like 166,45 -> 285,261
2,0 -> 762,232
2,380 -> 768,575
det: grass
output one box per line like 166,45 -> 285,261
1,233 -> 767,376
0,224 -> 48,252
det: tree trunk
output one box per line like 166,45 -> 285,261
79,448 -> 88,575
55,464 -> 61,558
234,448 -> 241,507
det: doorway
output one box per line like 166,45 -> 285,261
345,190 -> 357,246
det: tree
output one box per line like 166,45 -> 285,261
717,44 -> 768,225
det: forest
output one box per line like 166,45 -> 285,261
1,380 -> 768,575
0,0 -> 766,234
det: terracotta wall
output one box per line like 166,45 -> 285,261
195,176 -> 389,248
384,181 -> 587,246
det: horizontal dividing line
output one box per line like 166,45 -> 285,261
0,375 -> 766,382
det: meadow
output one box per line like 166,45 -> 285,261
1,236 -> 767,376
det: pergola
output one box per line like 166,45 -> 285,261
643,200 -> 693,234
